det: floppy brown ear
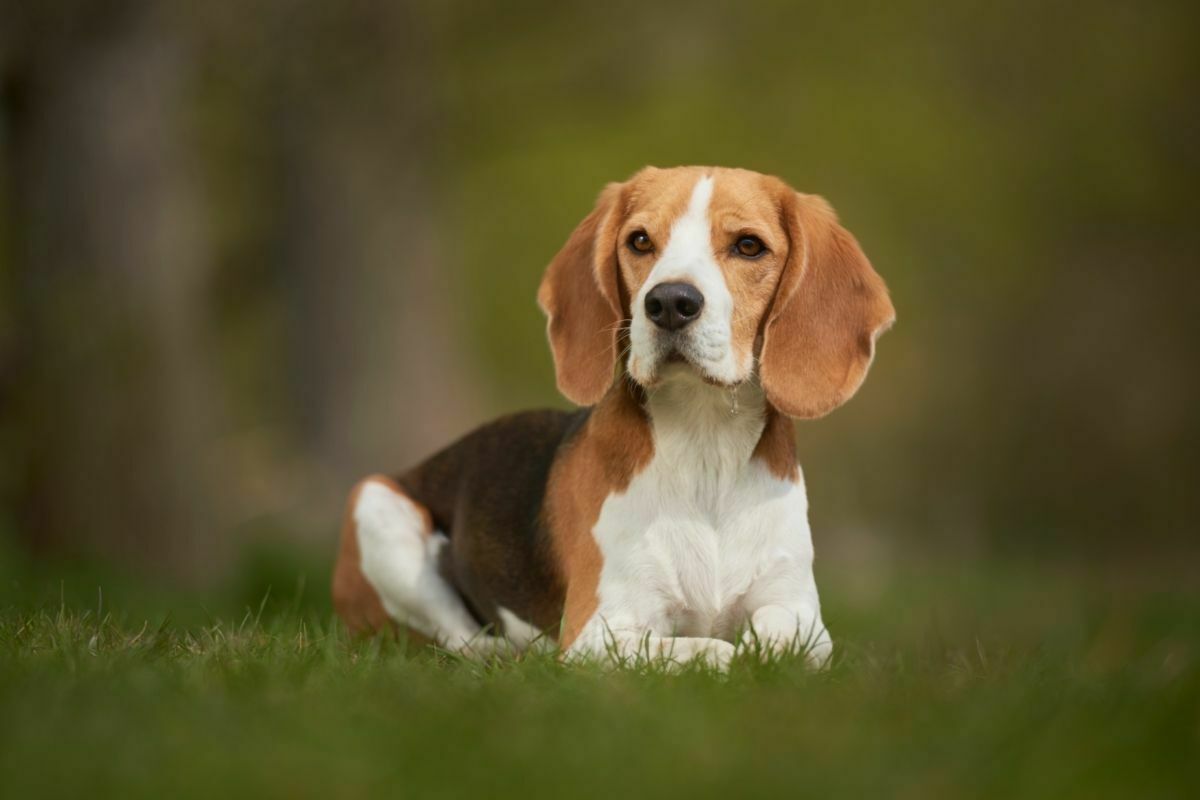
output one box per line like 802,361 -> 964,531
760,193 -> 895,419
537,183 -> 626,406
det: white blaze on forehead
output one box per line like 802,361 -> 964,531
644,174 -> 718,288
667,174 -> 715,258
630,173 -> 742,384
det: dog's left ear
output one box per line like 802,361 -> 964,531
760,192 -> 896,419
537,182 -> 626,406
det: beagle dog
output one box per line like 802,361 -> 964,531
332,166 -> 894,668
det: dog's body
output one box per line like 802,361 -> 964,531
333,167 -> 894,668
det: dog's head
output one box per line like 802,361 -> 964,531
537,166 -> 894,418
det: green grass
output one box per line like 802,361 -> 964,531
1,554 -> 1197,799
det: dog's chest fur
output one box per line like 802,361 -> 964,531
589,371 -> 810,639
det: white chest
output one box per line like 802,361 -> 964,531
587,374 -> 814,639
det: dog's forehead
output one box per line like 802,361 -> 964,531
624,167 -> 782,230
707,169 -> 784,228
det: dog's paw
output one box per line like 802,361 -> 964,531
665,637 -> 736,671
803,630 -> 833,670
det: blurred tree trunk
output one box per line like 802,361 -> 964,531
263,4 -> 479,490
1,2 -> 481,578
3,2 -> 227,581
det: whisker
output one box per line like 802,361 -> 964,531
596,319 -> 633,336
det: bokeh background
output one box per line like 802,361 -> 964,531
1,0 -> 1197,595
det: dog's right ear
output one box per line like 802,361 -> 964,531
537,182 -> 626,406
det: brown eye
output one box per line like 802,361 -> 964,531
628,231 -> 654,254
734,236 -> 766,258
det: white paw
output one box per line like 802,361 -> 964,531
666,637 -> 736,670
804,630 -> 833,670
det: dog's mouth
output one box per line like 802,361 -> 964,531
639,346 -> 736,389
628,319 -> 745,390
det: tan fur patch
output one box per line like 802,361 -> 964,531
543,383 -> 654,649
331,475 -> 431,636
759,191 -> 895,419
537,183 -> 626,406
752,405 -> 800,482
706,170 -> 795,371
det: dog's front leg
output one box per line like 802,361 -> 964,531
744,563 -> 833,668
747,603 -> 832,668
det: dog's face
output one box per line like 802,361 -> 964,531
618,168 -> 788,388
539,166 -> 895,419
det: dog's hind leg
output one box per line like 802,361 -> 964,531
334,476 -> 507,656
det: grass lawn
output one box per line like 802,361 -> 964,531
1,550 -> 1197,799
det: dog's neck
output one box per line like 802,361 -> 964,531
638,364 -> 772,475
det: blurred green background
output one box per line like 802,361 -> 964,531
1,0 -> 1197,589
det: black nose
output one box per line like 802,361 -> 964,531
644,282 -> 705,331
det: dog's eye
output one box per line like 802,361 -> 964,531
734,236 -> 766,258
628,231 -> 654,254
